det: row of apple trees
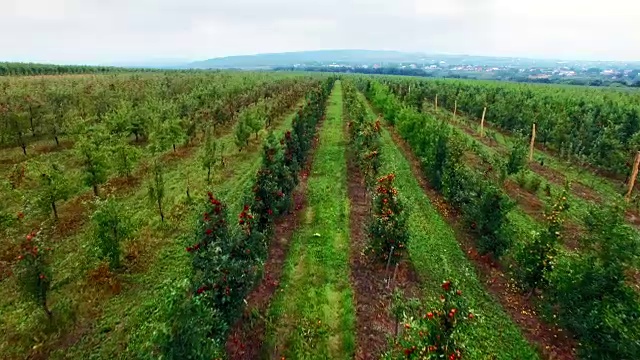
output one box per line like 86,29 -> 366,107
381,76 -> 640,177
161,77 -> 336,359
362,78 -> 640,359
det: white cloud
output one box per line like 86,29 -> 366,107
0,0 -> 638,63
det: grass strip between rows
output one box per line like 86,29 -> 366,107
362,99 -> 540,360
265,81 -> 356,359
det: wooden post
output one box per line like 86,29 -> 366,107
529,123 -> 536,161
480,107 -> 487,137
453,100 -> 457,122
435,94 -> 438,111
626,151 -> 640,201
387,263 -> 399,289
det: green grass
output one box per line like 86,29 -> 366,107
0,105 -> 302,359
362,98 -> 539,359
265,81 -> 356,359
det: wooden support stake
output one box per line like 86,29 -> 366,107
435,94 -> 438,111
480,107 -> 487,137
453,100 -> 457,122
529,123 -> 536,161
387,263 -> 399,289
385,246 -> 395,276
626,151 -> 640,201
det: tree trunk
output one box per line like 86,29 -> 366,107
173,143 -> 176,152
135,132 -> 139,142
30,116 -> 36,137
43,299 -> 52,321
17,130 -> 27,155
52,201 -> 58,220
54,135 -> 60,146
207,166 -> 211,182
93,184 -> 99,197
158,199 -> 164,222
122,148 -> 131,178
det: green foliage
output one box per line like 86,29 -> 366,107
505,138 -> 528,175
4,103 -> 30,154
44,85 -> 74,146
234,118 -> 251,151
111,138 -> 140,178
16,229 -> 53,318
386,281 -> 474,359
0,209 -> 16,231
345,81 -> 382,188
92,197 -> 133,270
104,100 -> 134,136
200,131 -> 218,182
379,76 -> 640,176
8,163 -> 27,189
514,189 -> 569,291
147,159 -> 166,222
548,205 -> 640,359
514,170 -> 542,193
165,78 -> 334,358
463,180 -> 514,258
247,102 -> 267,138
148,101 -> 185,153
368,72 -> 640,358
187,194 -> 263,321
368,82 -> 514,258
76,125 -> 110,196
164,293 -> 226,360
251,132 -> 295,233
34,162 -> 72,219
368,174 -> 409,264
130,104 -> 152,142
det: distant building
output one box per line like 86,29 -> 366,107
528,74 -> 551,79
558,70 -> 576,76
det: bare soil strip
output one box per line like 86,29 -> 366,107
345,132 -> 421,358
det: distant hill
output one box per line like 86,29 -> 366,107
187,49 -> 636,70
187,50 -> 432,69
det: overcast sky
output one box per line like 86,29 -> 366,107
2,0 -> 639,64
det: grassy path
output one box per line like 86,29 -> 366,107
265,81 -> 356,359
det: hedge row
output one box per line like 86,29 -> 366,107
161,77 -> 336,359
362,78 -> 640,359
382,76 -> 640,177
